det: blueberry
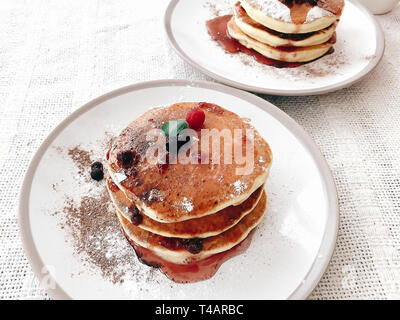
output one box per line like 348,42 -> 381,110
90,168 -> 104,181
128,206 -> 143,226
117,151 -> 138,169
91,161 -> 103,171
183,238 -> 203,254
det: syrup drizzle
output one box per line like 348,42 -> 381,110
206,15 -> 303,68
125,230 -> 255,283
235,3 -> 319,41
283,1 -> 314,25
206,14 -> 335,69
279,0 -> 344,19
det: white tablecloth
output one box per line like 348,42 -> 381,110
0,0 -> 399,300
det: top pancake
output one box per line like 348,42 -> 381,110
240,0 -> 344,33
108,102 -> 272,223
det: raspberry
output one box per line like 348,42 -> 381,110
186,107 -> 205,130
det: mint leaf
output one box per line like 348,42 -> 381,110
161,119 -> 187,137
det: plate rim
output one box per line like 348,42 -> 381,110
164,0 -> 385,96
19,79 -> 339,300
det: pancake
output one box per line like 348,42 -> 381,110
240,0 -> 344,34
117,191 -> 267,264
228,17 -> 335,63
108,102 -> 272,223
233,2 -> 338,47
107,173 -> 264,238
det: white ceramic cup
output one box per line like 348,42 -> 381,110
358,0 -> 399,14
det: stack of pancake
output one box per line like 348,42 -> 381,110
106,102 -> 272,282
228,0 -> 345,63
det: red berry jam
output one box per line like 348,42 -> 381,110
186,107 -> 205,130
160,237 -> 184,251
206,15 -> 304,68
125,230 -> 255,283
128,205 -> 143,226
159,237 -> 204,254
107,179 -> 120,192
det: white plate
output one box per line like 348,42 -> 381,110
19,80 -> 338,299
165,0 -> 385,95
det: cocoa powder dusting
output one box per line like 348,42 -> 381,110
67,146 -> 93,177
57,190 -> 135,284
53,142 -> 160,286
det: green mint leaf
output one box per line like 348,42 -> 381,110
161,119 -> 187,137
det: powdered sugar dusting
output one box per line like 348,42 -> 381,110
231,180 -> 249,195
245,0 -> 334,23
147,188 -> 165,203
175,197 -> 195,213
114,171 -> 128,183
306,5 -> 334,22
246,0 -> 291,23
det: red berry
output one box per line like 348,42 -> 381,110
186,108 -> 205,130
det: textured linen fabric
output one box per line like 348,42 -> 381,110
0,0 -> 399,300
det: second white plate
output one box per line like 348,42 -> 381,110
165,0 -> 384,95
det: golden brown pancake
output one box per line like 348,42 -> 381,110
228,17 -> 336,62
107,174 -> 264,238
233,2 -> 338,47
108,102 -> 272,223
116,191 -> 267,264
